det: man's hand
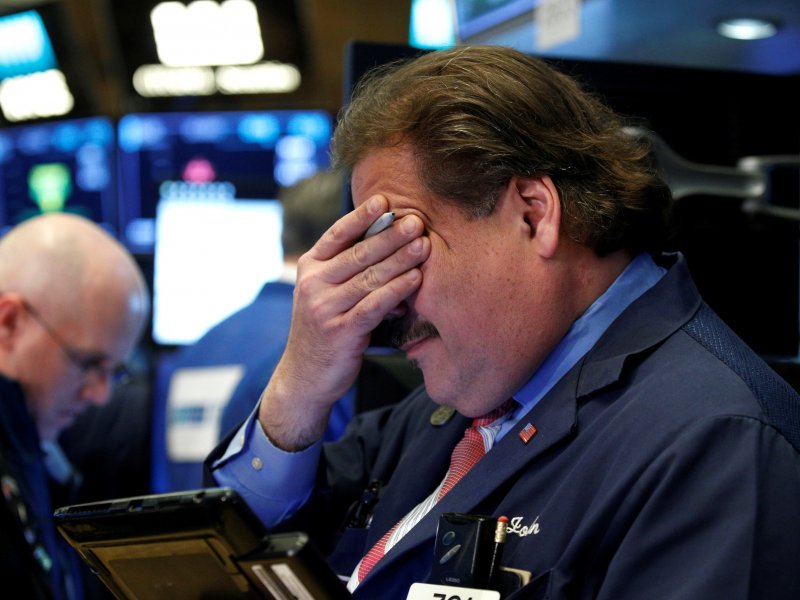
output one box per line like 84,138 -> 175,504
259,194 -> 430,450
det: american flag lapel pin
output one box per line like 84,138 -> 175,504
519,422 -> 537,445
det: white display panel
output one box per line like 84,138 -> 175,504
152,197 -> 283,345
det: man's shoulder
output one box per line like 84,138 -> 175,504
592,298 -> 800,456
678,302 -> 800,449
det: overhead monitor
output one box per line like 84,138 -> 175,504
117,109 -> 332,253
0,116 -> 117,235
0,3 -> 101,120
453,0 -> 534,41
116,109 -> 332,345
0,9 -> 58,81
409,0 -> 456,49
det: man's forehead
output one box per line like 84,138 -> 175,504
351,147 -> 419,202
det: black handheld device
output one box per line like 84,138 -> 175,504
54,487 -> 352,599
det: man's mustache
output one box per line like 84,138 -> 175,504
381,318 -> 440,349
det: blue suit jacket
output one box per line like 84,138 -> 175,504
266,253 -> 800,599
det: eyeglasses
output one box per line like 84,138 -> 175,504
21,298 -> 130,383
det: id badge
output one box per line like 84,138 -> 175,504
406,582 -> 501,600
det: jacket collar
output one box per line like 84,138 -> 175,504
576,252 -> 701,398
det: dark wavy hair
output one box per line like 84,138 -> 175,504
331,45 -> 673,256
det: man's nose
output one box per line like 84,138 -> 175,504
80,373 -> 112,407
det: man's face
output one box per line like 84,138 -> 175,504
352,146 -> 558,417
18,292 -> 141,441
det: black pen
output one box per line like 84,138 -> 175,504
487,515 -> 508,590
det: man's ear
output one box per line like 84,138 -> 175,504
514,175 -> 561,259
0,295 -> 24,351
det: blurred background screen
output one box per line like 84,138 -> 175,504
0,116 -> 117,235
114,109 -> 333,345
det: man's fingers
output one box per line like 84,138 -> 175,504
347,267 -> 423,335
322,233 -> 430,318
326,214 -> 425,283
309,195 -> 388,261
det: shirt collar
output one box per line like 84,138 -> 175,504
513,252 -> 666,413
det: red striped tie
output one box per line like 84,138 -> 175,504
355,399 -> 515,583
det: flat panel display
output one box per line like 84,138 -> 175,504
0,116 -> 117,235
152,197 -> 283,345
117,109 -> 332,254
454,0 -> 534,40
117,109 -> 332,345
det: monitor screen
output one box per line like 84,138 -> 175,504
0,9 -> 58,81
453,0 -> 534,41
0,116 -> 117,235
117,109 -> 333,253
152,196 -> 284,346
118,109 -> 333,345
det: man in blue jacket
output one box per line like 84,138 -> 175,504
208,46 -> 800,598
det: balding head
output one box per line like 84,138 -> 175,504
0,213 -> 149,440
0,213 -> 148,319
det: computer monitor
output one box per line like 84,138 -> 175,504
117,109 -> 332,253
453,0 -> 533,42
151,196 -> 284,346
0,116 -> 118,235
116,109 -> 333,345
